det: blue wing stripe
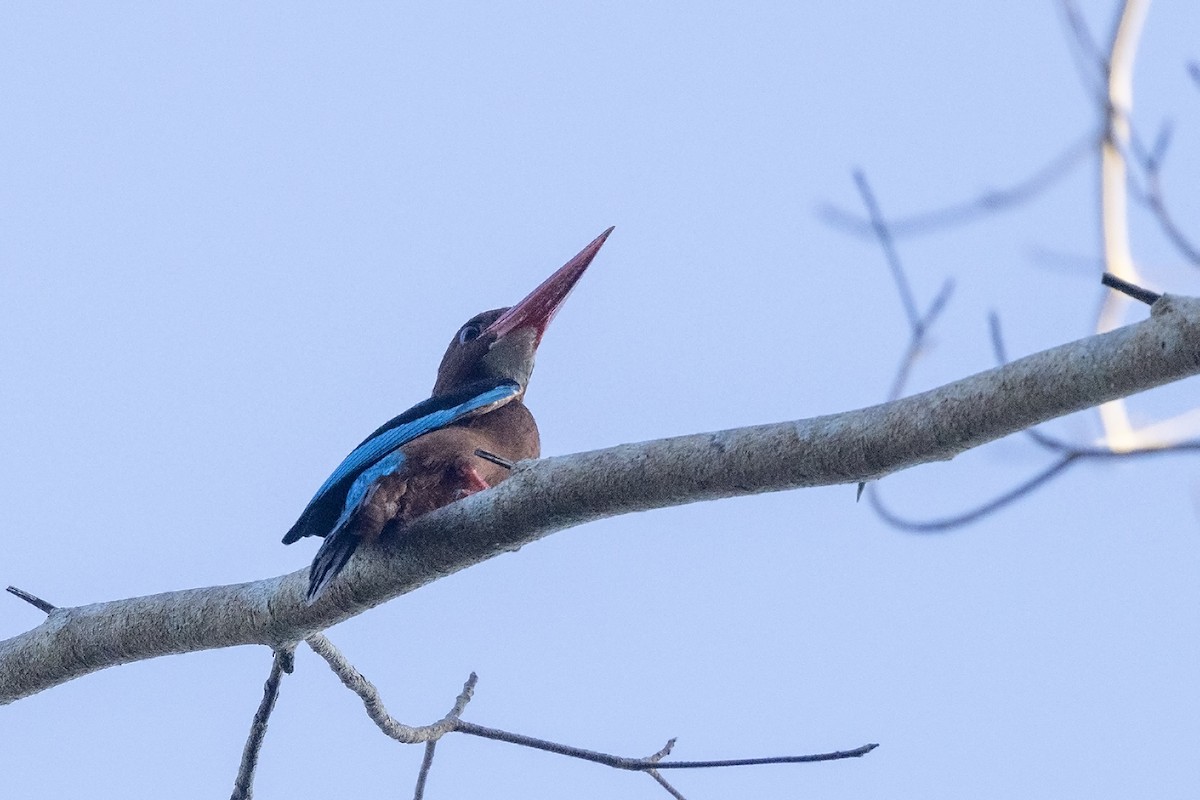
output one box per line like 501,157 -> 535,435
329,451 -> 408,534
308,381 -> 520,503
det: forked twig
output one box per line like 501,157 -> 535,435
849,172 -> 956,402
850,171 -> 955,499
863,0 -> 1200,532
643,739 -> 686,799
1120,123 -> 1200,267
820,132 -> 1096,239
867,306 -> 1200,533
413,669 -> 476,799
853,170 -> 920,330
304,634 -> 877,797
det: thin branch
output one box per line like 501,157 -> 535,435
650,745 -> 880,769
850,170 -> 957,400
413,666 -> 477,799
868,305 -> 1200,534
1095,0 -> 1151,451
820,132 -> 1096,239
853,171 -> 919,329
1102,272 -> 1161,305
413,742 -> 437,800
230,648 -> 291,800
1059,1 -> 1196,454
4,293 -> 1200,704
307,634 -> 875,790
1059,1 -> 1110,105
869,438 -> 1200,533
851,169 -> 955,500
867,455 -> 1079,532
1097,0 -> 1146,292
1140,168 -> 1200,266
5,586 -> 56,614
454,721 -> 877,770
643,739 -> 686,799
1121,122 -> 1200,266
649,771 -> 688,800
305,633 -> 473,744
887,279 -> 955,402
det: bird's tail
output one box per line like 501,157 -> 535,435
305,529 -> 361,605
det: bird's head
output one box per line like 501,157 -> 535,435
432,227 -> 613,396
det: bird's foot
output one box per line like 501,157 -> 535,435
455,464 -> 492,498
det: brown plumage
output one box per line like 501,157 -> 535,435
286,228 -> 612,603
345,400 -> 540,545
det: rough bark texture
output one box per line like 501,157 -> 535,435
2,295 -> 1198,704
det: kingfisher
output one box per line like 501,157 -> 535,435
284,228 -> 613,603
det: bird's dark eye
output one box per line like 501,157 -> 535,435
458,324 -> 482,344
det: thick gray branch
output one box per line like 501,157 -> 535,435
3,295 -> 1199,704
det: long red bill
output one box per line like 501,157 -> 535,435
486,226 -> 614,343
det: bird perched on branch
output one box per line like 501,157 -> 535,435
284,228 -> 614,603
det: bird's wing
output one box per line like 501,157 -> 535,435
304,450 -> 410,603
282,379 -> 520,543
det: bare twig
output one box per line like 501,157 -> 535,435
853,171 -> 919,329
820,132 -> 1096,239
5,587 -> 56,614
851,170 -> 956,500
649,771 -> 688,800
305,634 -> 876,792
868,455 -> 1078,532
850,170 -> 957,401
413,742 -> 437,800
869,439 -> 1200,532
1059,1 -> 1109,103
230,648 -> 291,800
1102,272 -> 1161,305
887,280 -> 955,402
1095,0 -> 1151,451
868,313 -> 1082,532
474,449 -> 514,470
868,305 -> 1200,533
305,633 -> 473,744
1059,1 -> 1199,451
643,739 -> 686,799
1140,170 -> 1200,266
453,720 -> 877,770
412,667 -> 477,800
1121,123 -> 1200,266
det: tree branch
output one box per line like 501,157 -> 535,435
1095,0 -> 1151,451
304,633 -> 472,744
230,648 -> 291,800
305,633 -> 873,794
5,586 -> 56,614
3,293 -> 1200,704
819,130 -> 1096,238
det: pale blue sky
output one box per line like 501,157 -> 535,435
2,3 -> 1198,798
